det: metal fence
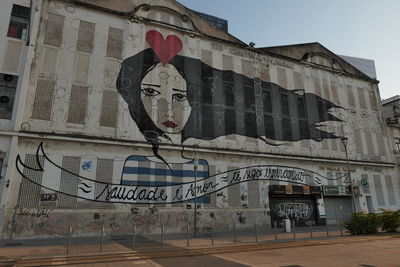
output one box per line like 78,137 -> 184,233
1,219 -> 349,257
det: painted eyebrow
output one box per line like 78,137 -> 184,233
141,83 -> 160,88
173,88 -> 187,93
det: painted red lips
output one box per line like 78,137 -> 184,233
162,121 -> 178,128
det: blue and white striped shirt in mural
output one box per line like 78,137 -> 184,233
121,155 -> 210,203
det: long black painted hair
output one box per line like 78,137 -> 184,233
117,48 -> 342,150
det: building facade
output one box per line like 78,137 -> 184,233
382,95 -> 400,193
0,0 -> 398,238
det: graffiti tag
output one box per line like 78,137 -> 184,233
276,202 -> 312,220
16,208 -> 53,218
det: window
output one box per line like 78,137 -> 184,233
106,27 -> 123,59
77,20 -> 95,53
0,73 -> 18,119
201,65 -> 214,138
100,90 -> 117,127
280,91 -> 292,140
297,95 -> 310,139
223,72 -> 236,134
32,79 -> 55,120
395,138 -> 400,154
7,5 -> 30,40
244,83 -> 256,137
67,85 -> 88,124
262,87 -> 274,139
44,13 -> 64,47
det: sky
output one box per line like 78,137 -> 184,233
177,0 -> 399,100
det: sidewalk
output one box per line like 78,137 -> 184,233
2,227 -> 392,266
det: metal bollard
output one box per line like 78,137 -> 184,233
274,221 -> 278,240
292,220 -> 296,239
233,223 -> 237,243
66,226 -> 72,255
309,220 -> 313,238
211,222 -> 214,245
186,223 -> 190,247
326,223 -> 329,237
254,223 -> 258,243
132,225 -> 136,250
100,225 -> 105,252
160,224 -> 164,248
338,219 -> 343,236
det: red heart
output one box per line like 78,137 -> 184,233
146,30 -> 183,65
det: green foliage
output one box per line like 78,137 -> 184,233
380,209 -> 400,233
344,212 -> 380,235
344,210 -> 400,235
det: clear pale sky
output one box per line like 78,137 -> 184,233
177,0 -> 399,100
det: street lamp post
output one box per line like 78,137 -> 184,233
340,137 -> 357,213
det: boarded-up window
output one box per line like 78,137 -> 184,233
31,79 -> 55,120
222,55 -> 233,71
44,13 -> 64,47
67,85 -> 88,124
385,175 -> 396,206
77,20 -> 95,53
293,72 -> 303,88
313,78 -> 321,96
373,175 -> 385,206
57,156 -> 80,208
346,85 -> 355,107
330,78 -> 339,104
261,63 -> 271,82
322,78 -> 330,100
365,132 -> 375,154
357,87 -> 367,109
94,159 -> 114,208
17,154 -> 44,208
106,27 -> 123,59
369,91 -> 377,111
377,134 -> 387,156
201,49 -> 212,66
277,68 -> 287,87
242,60 -> 252,78
100,90 -> 117,127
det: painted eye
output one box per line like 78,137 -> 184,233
141,87 -> 160,97
173,93 -> 187,102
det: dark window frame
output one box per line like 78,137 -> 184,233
7,4 -> 30,40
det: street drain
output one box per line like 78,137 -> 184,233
360,265 -> 376,267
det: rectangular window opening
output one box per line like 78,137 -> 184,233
7,5 -> 30,40
0,73 -> 18,119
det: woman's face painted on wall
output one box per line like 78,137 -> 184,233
140,63 -> 191,134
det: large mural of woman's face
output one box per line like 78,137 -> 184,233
117,29 -> 343,151
140,63 -> 191,134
